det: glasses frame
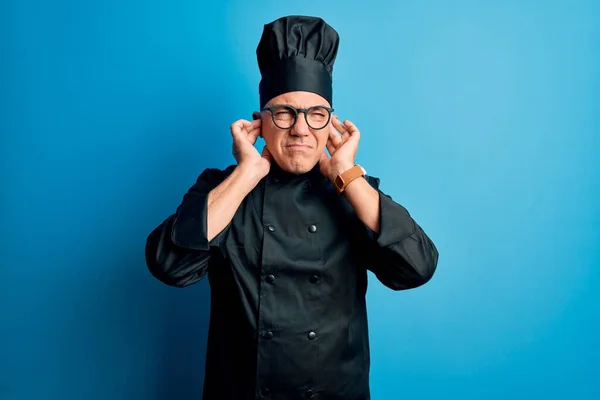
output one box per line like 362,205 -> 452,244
260,104 -> 334,130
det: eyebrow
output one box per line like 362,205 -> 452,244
265,103 -> 330,109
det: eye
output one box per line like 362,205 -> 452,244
273,106 -> 296,121
308,109 -> 327,119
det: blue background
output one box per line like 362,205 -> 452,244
2,1 -> 599,399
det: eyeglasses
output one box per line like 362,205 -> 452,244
260,104 -> 334,130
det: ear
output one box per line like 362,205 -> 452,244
252,112 -> 263,137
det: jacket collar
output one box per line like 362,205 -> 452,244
268,161 -> 325,183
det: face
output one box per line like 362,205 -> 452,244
255,91 -> 331,175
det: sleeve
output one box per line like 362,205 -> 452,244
144,165 -> 236,287
361,175 -> 439,291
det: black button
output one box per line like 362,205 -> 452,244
308,224 -> 317,233
266,274 -> 275,283
309,275 -> 319,284
261,388 -> 270,397
265,331 -> 273,340
307,331 -> 316,340
268,225 -> 275,232
305,389 -> 315,398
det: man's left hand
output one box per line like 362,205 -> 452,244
320,116 -> 361,182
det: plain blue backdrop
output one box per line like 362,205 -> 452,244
2,1 -> 599,399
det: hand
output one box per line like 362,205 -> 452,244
320,116 -> 360,182
230,118 -> 273,179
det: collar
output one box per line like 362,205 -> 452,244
267,161 -> 326,184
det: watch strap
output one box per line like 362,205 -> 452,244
334,165 -> 366,194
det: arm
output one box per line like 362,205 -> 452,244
145,164 -> 265,287
321,117 -> 438,291
145,118 -> 271,287
345,175 -> 439,291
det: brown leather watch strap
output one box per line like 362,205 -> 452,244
334,165 -> 366,194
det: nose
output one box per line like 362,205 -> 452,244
291,113 -> 310,136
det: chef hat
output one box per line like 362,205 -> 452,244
256,15 -> 340,108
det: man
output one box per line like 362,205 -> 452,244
145,15 -> 438,400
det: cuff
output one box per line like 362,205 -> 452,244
171,191 -> 225,251
366,191 -> 416,248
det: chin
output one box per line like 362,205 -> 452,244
278,156 -> 318,175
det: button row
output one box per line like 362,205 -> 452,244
262,331 -> 317,340
266,224 -> 318,233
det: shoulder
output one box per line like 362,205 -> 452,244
197,164 -> 237,181
190,164 -> 237,191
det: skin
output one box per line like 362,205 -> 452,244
206,90 -> 381,241
253,91 -> 336,176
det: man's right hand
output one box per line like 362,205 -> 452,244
230,118 -> 272,179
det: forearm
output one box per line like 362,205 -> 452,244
207,164 -> 264,241
343,174 -> 438,290
145,215 -> 212,287
145,164 -> 263,286
341,177 -> 381,233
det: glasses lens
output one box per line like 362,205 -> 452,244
307,106 -> 331,129
271,106 -> 296,129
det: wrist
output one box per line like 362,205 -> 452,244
235,163 -> 266,188
331,164 -> 367,194
328,162 -> 355,183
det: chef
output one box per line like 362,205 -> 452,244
145,15 -> 439,400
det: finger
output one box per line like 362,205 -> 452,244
244,119 -> 262,140
326,137 -> 337,156
247,125 -> 261,136
249,118 -> 262,129
234,118 -> 260,134
247,119 -> 263,139
343,119 -> 360,140
240,119 -> 260,134
328,125 -> 343,148
329,124 -> 342,143
332,116 -> 350,140
247,126 -> 262,144
230,120 -> 245,139
231,118 -> 254,135
232,119 -> 261,145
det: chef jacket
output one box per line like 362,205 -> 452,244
145,161 -> 438,400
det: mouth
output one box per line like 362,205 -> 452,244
286,144 -> 312,149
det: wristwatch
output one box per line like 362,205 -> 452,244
333,164 -> 366,194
